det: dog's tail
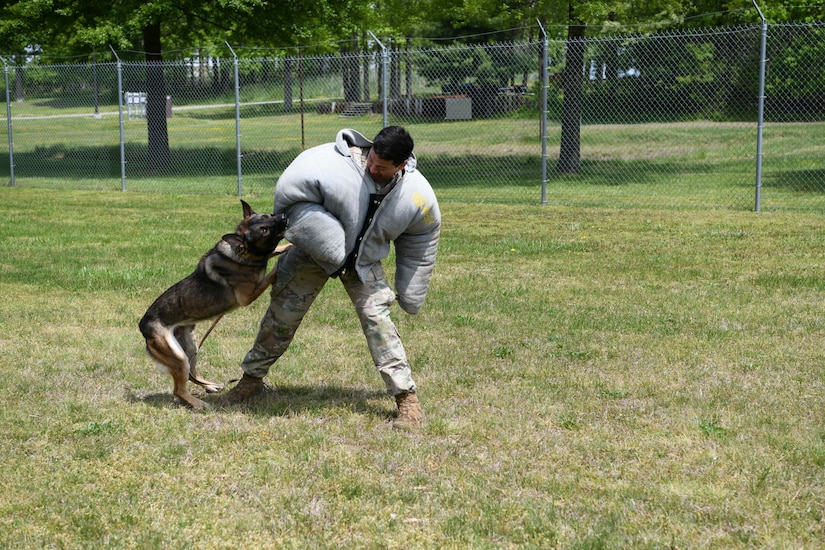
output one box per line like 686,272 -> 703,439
187,372 -> 232,392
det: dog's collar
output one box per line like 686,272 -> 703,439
216,239 -> 268,266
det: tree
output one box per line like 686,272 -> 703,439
557,23 -> 585,173
142,19 -> 171,168
551,0 -> 697,173
0,0 -> 371,167
0,0 -> 254,169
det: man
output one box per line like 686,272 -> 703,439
224,126 -> 441,430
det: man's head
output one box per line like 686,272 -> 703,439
368,126 -> 414,184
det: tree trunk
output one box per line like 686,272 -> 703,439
362,35 -> 370,102
558,24 -> 585,174
14,65 -> 24,102
342,37 -> 360,102
143,21 -> 171,170
390,39 -> 401,100
284,57 -> 293,112
405,37 -> 413,114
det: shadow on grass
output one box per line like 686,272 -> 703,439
5,143 -> 815,201
0,144 -> 302,181
128,383 -> 393,420
764,168 -> 825,193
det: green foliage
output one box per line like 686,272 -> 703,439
416,43 -> 535,89
0,0 -> 373,58
416,46 -> 477,88
698,417 -> 727,439
574,26 -> 768,122
765,25 -> 825,120
1,0 -> 814,63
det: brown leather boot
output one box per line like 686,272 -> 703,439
393,391 -> 424,430
222,373 -> 264,404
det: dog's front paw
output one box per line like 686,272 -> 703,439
270,242 -> 293,258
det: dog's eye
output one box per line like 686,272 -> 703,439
261,228 -> 269,235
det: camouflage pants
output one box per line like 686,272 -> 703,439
240,246 -> 416,396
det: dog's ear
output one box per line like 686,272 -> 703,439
222,233 -> 245,250
240,200 -> 254,219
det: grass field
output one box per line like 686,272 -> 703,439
1,187 -> 824,547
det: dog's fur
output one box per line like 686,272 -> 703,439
139,200 -> 290,409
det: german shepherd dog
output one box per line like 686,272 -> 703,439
139,200 -> 290,409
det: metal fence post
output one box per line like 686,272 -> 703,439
753,1 -> 768,212
538,21 -> 549,206
110,46 -> 127,192
369,32 -> 389,128
1,56 -> 15,187
226,42 -> 243,197
299,49 -> 305,150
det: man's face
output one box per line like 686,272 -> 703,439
367,148 -> 406,185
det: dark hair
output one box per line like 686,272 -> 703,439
372,126 -> 414,166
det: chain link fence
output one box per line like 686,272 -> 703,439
1,22 -> 823,210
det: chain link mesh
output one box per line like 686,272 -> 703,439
1,22 -> 823,210
761,23 -> 825,207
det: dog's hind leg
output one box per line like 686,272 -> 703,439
175,325 -> 223,393
143,323 -> 209,410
